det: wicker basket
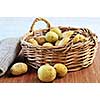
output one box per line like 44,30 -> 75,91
21,17 -> 98,71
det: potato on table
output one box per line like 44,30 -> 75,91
38,64 -> 56,82
10,63 -> 28,76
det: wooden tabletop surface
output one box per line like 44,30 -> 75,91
0,43 -> 100,83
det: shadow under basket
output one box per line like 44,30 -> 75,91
21,17 -> 98,71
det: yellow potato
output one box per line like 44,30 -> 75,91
55,40 -> 60,46
79,35 -> 88,42
35,36 -> 46,45
43,42 -> 53,47
58,37 -> 70,46
10,63 -> 28,75
54,63 -> 68,77
51,27 -> 63,39
38,64 -> 56,82
73,34 -> 80,43
28,38 -> 38,46
63,31 -> 74,38
45,31 -> 58,43
73,34 -> 87,43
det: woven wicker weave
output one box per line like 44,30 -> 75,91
21,17 -> 98,71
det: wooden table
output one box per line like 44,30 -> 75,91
0,43 -> 100,83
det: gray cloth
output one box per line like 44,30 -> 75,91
0,38 -> 21,76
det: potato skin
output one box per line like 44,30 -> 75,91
45,31 -> 58,43
51,27 -> 63,39
38,64 -> 56,82
73,34 -> 87,43
54,63 -> 68,77
10,63 -> 28,75
28,38 -> 38,46
63,31 -> 74,38
43,42 -> 53,47
55,40 -> 60,46
35,36 -> 46,45
58,37 -> 70,46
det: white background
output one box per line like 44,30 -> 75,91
0,0 -> 100,100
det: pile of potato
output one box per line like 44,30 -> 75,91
38,63 -> 68,82
10,62 -> 68,82
27,27 -> 88,47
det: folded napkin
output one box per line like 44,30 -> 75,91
0,38 -> 21,76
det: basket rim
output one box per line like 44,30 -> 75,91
21,26 -> 98,50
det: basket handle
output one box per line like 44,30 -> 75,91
29,17 -> 51,32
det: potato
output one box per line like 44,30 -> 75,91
38,64 -> 56,82
10,63 -> 28,75
51,27 -> 63,39
35,36 -> 46,45
54,63 -> 68,77
73,34 -> 80,43
28,38 -> 38,46
63,31 -> 74,38
58,37 -> 70,46
55,40 -> 60,46
79,35 -> 88,42
45,31 -> 58,43
43,42 -> 53,47
73,34 -> 87,43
